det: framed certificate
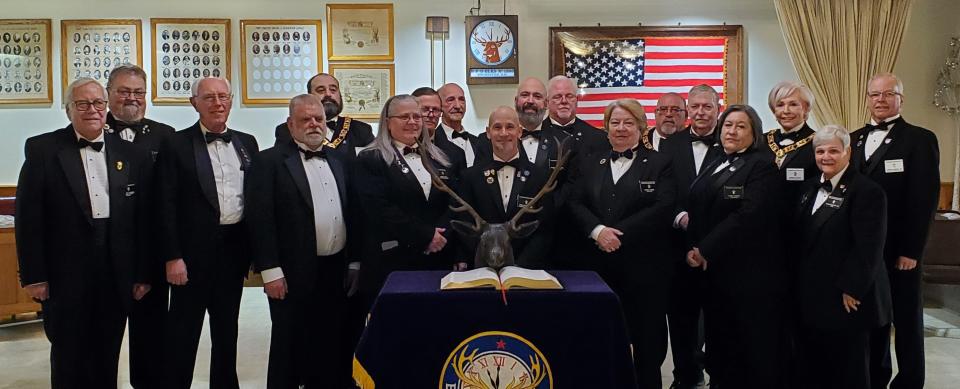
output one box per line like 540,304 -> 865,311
329,63 -> 394,119
240,19 -> 322,105
150,18 -> 230,104
61,19 -> 141,96
0,19 -> 52,104
326,3 -> 394,61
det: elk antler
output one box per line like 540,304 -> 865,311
417,142 -> 487,233
507,137 -> 570,234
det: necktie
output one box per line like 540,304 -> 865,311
205,131 -> 232,144
690,133 -> 713,144
300,147 -> 327,160
450,130 -> 469,140
610,148 -> 635,162
820,180 -> 833,193
492,159 -> 521,170
521,129 -> 542,140
77,138 -> 104,152
402,146 -> 418,156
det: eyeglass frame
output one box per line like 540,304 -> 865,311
71,99 -> 108,112
388,114 -> 423,122
112,88 -> 147,99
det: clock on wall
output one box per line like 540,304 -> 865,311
465,15 -> 518,84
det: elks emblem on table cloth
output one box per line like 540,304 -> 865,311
439,331 -> 553,389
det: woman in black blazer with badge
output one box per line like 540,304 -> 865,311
354,94 -> 459,309
567,99 -> 677,389
685,104 -> 787,388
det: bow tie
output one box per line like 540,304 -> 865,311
690,133 -> 714,144
723,153 -> 740,164
521,129 -> 542,140
555,123 -> 575,135
326,120 -> 338,130
610,148 -> 636,162
77,138 -> 104,152
492,159 -> 521,170
116,121 -> 146,132
300,147 -> 327,160
778,130 -> 800,142
820,179 -> 833,193
866,117 -> 902,132
402,146 -> 419,156
205,131 -> 232,144
450,130 -> 469,140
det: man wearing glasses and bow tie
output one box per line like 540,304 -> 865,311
156,77 -> 260,389
16,77 -> 154,388
104,63 -> 175,389
851,73 -> 939,389
646,92 -> 688,152
273,73 -> 374,164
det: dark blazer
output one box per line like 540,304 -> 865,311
457,156 -> 556,268
105,112 -> 176,159
354,147 -> 461,296
155,123 -> 259,281
794,169 -> 892,330
850,117 -> 939,263
274,116 -> 374,157
686,149 -> 786,293
758,124 -> 818,207
434,124 -> 482,167
658,127 -> 725,216
16,126 -> 154,310
567,147 -> 678,280
245,141 -> 360,295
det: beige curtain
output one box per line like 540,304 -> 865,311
774,0 -> 913,130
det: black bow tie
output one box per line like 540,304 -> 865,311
521,129 -> 542,140
326,120 -> 338,130
778,130 -> 800,143
820,180 -> 833,193
402,146 -> 419,156
724,153 -> 740,164
300,147 -> 327,160
555,123 -> 575,134
610,148 -> 636,162
690,132 -> 714,144
866,117 -> 902,133
205,131 -> 231,144
450,130 -> 469,140
492,159 -> 521,170
116,121 -> 145,132
77,138 -> 104,152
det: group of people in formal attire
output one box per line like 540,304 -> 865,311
15,62 -> 939,389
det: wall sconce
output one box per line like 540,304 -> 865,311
426,16 -> 450,88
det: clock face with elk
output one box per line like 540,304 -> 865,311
469,19 -> 515,66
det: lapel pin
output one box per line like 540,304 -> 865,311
103,123 -> 114,134
115,161 -> 124,171
486,177 -> 495,184
600,158 -> 607,165
520,176 -> 527,182
884,139 -> 892,144
523,170 -> 530,176
541,144 -> 548,150
642,158 -> 648,163
729,166 -> 736,172
143,124 -> 150,134
401,166 -> 410,174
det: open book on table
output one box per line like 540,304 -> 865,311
440,266 -> 563,290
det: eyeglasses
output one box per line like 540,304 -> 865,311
389,114 -> 423,122
550,94 -> 576,103
199,93 -> 232,103
113,89 -> 146,98
420,107 -> 442,117
72,99 -> 107,111
867,91 -> 901,100
656,107 -> 685,114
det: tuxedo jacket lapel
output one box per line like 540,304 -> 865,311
805,173 -> 855,251
57,130 -> 93,223
105,137 -> 130,209
190,126 -> 220,212
329,156 -> 349,212
863,124 -> 901,175
708,157 -> 747,195
283,150 -> 314,211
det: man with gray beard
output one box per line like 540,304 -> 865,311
106,64 -> 175,158
647,92 -> 687,151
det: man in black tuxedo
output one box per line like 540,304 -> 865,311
457,106 -> 556,268
436,83 -> 481,168
16,78 -> 154,388
851,73 -> 940,389
542,75 -> 608,161
157,77 -> 260,389
412,86 -> 470,172
274,73 -> 374,161
645,92 -> 687,152
658,84 -> 725,389
104,63 -> 175,389
247,94 -> 360,388
795,125 -> 892,389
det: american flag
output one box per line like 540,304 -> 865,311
563,37 -> 728,128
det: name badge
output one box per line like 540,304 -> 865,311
436,168 -> 450,180
124,183 -> 137,197
640,181 -> 656,193
517,195 -> 534,208
785,168 -> 804,181
723,185 -> 744,199
884,159 -> 905,173
381,240 -> 399,251
825,195 -> 844,209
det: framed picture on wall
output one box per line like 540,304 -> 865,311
0,19 -> 52,104
61,19 -> 142,97
150,18 -> 230,104
240,19 -> 322,105
328,63 -> 394,119
326,3 -> 394,61
549,25 -> 743,128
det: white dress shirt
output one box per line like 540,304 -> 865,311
812,166 -> 849,214
201,124 -> 244,225
261,143 -> 347,283
395,141 -> 432,199
691,130 -> 714,175
494,152 -> 521,211
521,123 -> 544,164
76,131 -> 110,219
441,122 -> 476,168
590,145 -> 639,240
864,114 -> 900,160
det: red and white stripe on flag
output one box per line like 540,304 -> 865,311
574,37 -> 728,129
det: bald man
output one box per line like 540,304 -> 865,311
455,106 -> 558,268
436,83 -> 481,167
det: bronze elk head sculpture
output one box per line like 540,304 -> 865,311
419,139 -> 570,270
